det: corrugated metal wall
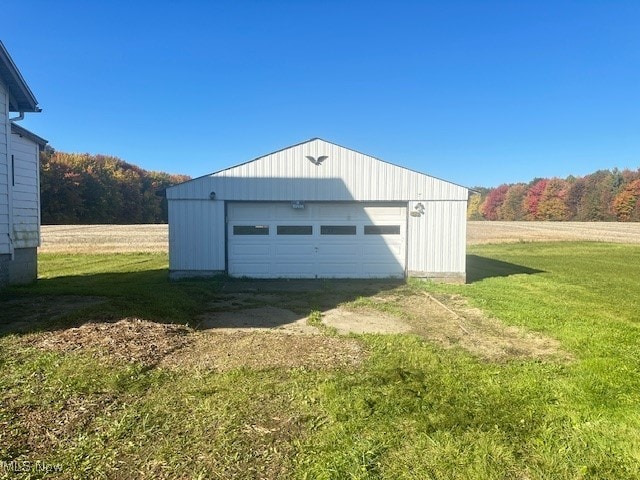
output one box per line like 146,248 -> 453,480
407,201 -> 467,276
167,139 -> 468,202
168,200 -> 225,272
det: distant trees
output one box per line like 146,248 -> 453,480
470,168 -> 640,221
613,179 -> 640,221
480,184 -> 509,220
40,147 -> 190,224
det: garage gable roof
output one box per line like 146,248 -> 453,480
0,41 -> 40,112
167,138 -> 469,201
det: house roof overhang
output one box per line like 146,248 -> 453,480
10,122 -> 48,148
0,41 -> 40,113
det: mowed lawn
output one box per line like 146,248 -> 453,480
1,243 -> 640,479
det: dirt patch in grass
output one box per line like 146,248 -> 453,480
322,308 -> 412,335
197,306 -> 318,335
11,285 -> 569,368
23,318 -> 365,372
159,332 -> 366,371
344,290 -> 572,362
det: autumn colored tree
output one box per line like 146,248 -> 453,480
565,177 -> 586,220
537,178 -> 570,220
498,184 -> 528,220
576,170 -> 620,221
480,184 -> 510,220
613,179 -> 640,221
467,193 -> 484,220
523,179 -> 548,220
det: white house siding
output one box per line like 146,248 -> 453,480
10,132 -> 40,248
168,199 -> 225,275
0,81 -> 9,255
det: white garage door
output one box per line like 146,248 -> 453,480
227,202 -> 406,278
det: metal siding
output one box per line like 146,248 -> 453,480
407,200 -> 466,275
167,139 -> 468,202
168,200 -> 225,271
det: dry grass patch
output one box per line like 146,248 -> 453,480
25,318 -> 192,367
159,331 -> 366,372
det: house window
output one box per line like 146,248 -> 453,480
320,225 -> 357,235
277,225 -> 313,235
364,225 -> 400,235
233,225 -> 269,235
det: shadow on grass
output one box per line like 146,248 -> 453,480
0,269 -> 404,336
467,255 -> 545,283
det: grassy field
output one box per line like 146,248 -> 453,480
2,242 -> 640,478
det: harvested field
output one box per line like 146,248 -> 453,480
468,221 -> 640,245
40,222 -> 640,254
40,224 -> 168,253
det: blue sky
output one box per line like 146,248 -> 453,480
5,0 -> 639,187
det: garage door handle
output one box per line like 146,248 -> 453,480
314,247 -> 318,253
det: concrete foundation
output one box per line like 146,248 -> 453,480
169,270 -> 226,280
7,248 -> 38,286
408,271 -> 467,284
0,254 -> 10,289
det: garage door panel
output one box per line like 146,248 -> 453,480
320,263 -> 359,274
362,243 -> 403,257
274,263 -> 316,276
365,263 -> 405,276
274,244 -> 315,255
318,244 -> 359,256
232,262 -> 271,275
363,206 -> 405,218
231,244 -> 271,256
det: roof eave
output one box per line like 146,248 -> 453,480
10,123 -> 48,148
0,41 -> 40,113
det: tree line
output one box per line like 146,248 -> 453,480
40,147 -> 190,224
468,168 -> 640,221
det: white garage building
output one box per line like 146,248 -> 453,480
167,138 -> 469,282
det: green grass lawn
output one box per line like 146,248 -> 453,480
1,243 -> 640,479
